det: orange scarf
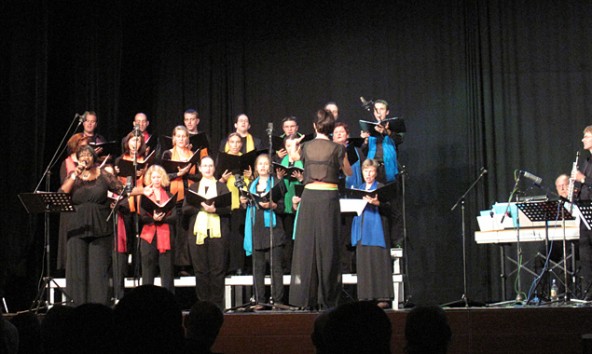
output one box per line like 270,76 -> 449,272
140,187 -> 172,253
169,147 -> 195,200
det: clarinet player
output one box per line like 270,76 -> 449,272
574,126 -> 592,300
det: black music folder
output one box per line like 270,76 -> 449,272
300,133 -> 315,143
159,133 -> 209,153
272,162 -> 304,176
145,134 -> 158,152
359,117 -> 406,137
240,181 -> 285,204
116,151 -> 156,178
347,137 -> 365,148
216,149 -> 268,175
89,141 -> 120,158
272,135 -> 285,150
140,193 -> 178,214
344,182 -> 397,202
185,189 -> 232,208
160,150 -> 202,174
345,143 -> 362,166
18,192 -> 75,214
294,184 -> 304,198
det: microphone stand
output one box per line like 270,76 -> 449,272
132,127 -> 141,285
488,171 -> 527,307
442,167 -> 487,308
29,113 -> 82,311
266,123 -> 293,311
399,164 -> 414,308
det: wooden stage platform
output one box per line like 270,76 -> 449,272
212,305 -> 592,354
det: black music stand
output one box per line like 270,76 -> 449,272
19,192 -> 75,310
516,201 -> 577,305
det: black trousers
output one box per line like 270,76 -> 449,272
66,235 -> 112,306
253,246 -> 284,304
189,233 -> 226,310
140,237 -> 175,294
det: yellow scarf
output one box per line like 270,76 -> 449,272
193,178 -> 221,245
226,174 -> 250,210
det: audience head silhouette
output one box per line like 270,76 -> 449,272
404,305 -> 451,354
68,303 -> 114,354
113,285 -> 184,354
40,305 -> 74,354
320,301 -> 392,354
184,300 -> 224,353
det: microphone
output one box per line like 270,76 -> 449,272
78,113 -> 85,124
133,123 -> 141,136
266,122 -> 273,135
360,96 -> 373,111
520,170 -> 543,185
125,177 -> 133,195
480,167 -> 488,175
234,174 -> 245,189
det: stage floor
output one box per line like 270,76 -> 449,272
211,304 -> 592,354
3,302 -> 592,353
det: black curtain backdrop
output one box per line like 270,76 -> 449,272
2,0 -> 592,310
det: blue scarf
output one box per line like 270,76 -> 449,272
367,135 -> 398,182
243,176 -> 277,256
351,181 -> 386,248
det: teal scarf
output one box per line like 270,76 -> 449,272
243,176 -> 276,256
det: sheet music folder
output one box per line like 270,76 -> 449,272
185,189 -> 232,208
359,117 -> 406,137
18,192 -> 75,214
160,150 -> 202,174
140,193 -> 178,214
343,182 -> 397,203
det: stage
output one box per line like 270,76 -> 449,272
212,305 -> 592,354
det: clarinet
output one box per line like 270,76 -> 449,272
568,151 -> 580,203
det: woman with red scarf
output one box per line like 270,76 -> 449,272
112,132 -> 150,299
140,165 -> 177,293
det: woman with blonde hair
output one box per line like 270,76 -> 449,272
140,165 -> 177,293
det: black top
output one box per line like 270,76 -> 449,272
62,171 -> 122,238
301,139 -> 345,185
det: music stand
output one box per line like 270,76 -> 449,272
516,201 -> 578,305
18,192 -> 75,310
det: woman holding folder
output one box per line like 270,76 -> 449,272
183,156 -> 231,309
112,131 -> 150,300
240,154 -> 286,307
351,159 -> 394,308
217,132 -> 253,275
162,125 -> 200,276
139,165 -> 177,293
